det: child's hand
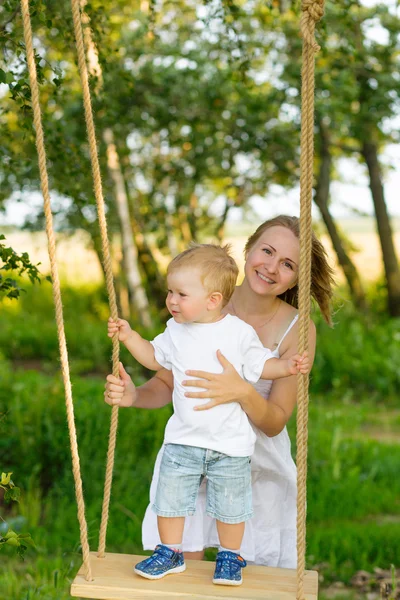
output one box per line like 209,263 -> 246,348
107,317 -> 133,343
287,351 -> 310,375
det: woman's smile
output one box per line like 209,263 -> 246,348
255,271 -> 276,284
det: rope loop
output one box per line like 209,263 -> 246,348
301,0 -> 324,52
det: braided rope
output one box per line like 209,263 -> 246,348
20,0 -> 92,581
69,0 -> 120,558
297,1 -> 324,599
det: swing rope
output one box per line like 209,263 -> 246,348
21,0 -> 324,594
69,0 -> 121,559
296,1 -> 324,599
20,0 -> 93,581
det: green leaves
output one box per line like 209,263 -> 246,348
0,472 -> 35,558
0,472 -> 13,485
0,471 -> 21,503
4,486 -> 21,503
0,235 -> 41,301
0,529 -> 35,558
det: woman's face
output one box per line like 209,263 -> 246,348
244,226 -> 299,296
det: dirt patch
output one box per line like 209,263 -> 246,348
353,426 -> 400,445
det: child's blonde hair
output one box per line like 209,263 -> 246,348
167,243 -> 239,307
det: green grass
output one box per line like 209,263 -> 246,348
1,361 -> 399,598
1,283 -> 400,598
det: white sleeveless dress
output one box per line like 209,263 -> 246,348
142,315 -> 299,568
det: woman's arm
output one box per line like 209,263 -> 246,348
240,373 -> 298,436
184,319 -> 316,437
241,319 -> 316,435
135,369 -> 174,408
105,363 -> 173,409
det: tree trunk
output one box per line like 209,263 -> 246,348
215,200 -> 232,242
129,211 -> 168,312
351,10 -> 400,316
104,128 -> 152,327
117,144 -> 168,312
187,193 -> 198,241
165,210 -> 180,257
361,140 -> 400,316
177,205 -> 192,247
314,122 -> 368,311
90,228 -> 107,283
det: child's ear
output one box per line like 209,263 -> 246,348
207,292 -> 223,310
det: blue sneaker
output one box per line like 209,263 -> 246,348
134,544 -> 186,580
213,551 -> 247,586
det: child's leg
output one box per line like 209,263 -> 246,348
206,453 -> 252,585
216,520 -> 245,551
157,516 -> 185,546
135,445 -> 205,580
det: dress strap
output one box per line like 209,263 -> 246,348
276,314 -> 299,353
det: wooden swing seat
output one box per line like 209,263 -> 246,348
71,552 -> 318,599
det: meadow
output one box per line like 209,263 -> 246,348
1,225 -> 400,600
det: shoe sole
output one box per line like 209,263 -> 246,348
213,578 -> 242,586
134,563 -> 187,580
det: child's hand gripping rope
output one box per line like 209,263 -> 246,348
107,317 -> 133,343
287,351 -> 310,376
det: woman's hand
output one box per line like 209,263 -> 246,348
104,362 -> 137,407
182,350 -> 251,411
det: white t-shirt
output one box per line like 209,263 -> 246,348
150,314 -> 272,457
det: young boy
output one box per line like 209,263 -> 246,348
108,244 -> 309,586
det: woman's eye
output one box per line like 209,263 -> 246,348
179,293 -> 187,297
263,248 -> 272,255
283,262 -> 293,270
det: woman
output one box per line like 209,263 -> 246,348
105,215 -> 334,567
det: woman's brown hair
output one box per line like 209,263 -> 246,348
244,215 -> 335,325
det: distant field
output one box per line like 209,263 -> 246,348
4,218 -> 400,285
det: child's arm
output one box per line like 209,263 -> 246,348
108,318 -> 163,371
261,351 -> 310,380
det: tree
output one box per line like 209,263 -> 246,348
314,118 -> 368,311
351,3 -> 400,316
274,0 -> 400,314
1,0 -> 299,306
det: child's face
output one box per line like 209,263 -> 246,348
166,268 -> 213,323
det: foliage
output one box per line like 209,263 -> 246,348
1,280 -> 399,398
1,0 -> 399,314
0,233 -> 39,562
313,300 -> 400,400
0,472 -> 35,559
0,235 -> 41,301
0,278 -> 161,377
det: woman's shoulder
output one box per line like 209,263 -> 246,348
276,301 -> 298,332
277,302 -> 316,352
278,301 -> 315,328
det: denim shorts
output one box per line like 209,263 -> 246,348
153,443 -> 253,524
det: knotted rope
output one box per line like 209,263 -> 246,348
20,0 -> 93,581
297,1 -> 324,599
70,0 -> 121,558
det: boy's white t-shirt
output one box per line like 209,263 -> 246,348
150,314 -> 272,457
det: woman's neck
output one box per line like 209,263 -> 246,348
231,280 -> 280,319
